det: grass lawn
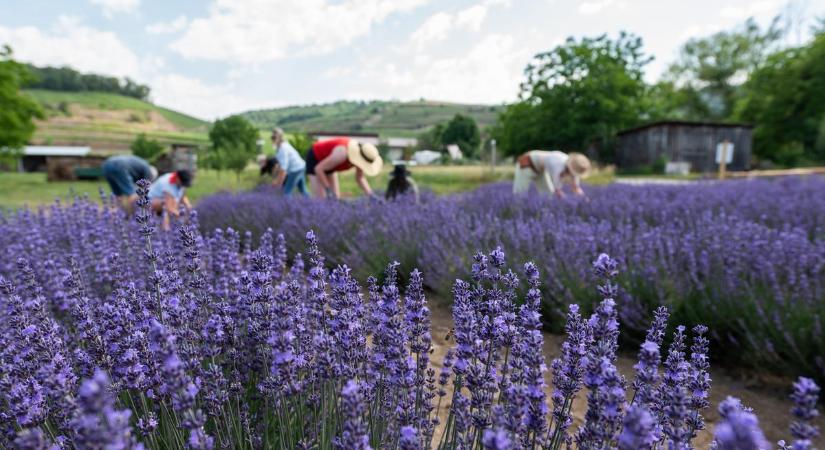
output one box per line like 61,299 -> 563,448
0,164 -> 616,210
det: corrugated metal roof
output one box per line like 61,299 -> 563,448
24,146 -> 92,156
618,120 -> 753,136
387,137 -> 418,147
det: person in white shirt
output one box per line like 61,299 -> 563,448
257,128 -> 309,196
148,170 -> 193,230
513,150 -> 591,198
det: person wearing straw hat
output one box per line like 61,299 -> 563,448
513,150 -> 591,198
304,137 -> 383,199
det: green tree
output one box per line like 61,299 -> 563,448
287,132 -> 313,157
493,32 -> 650,161
735,33 -> 825,165
0,45 -> 43,166
208,115 -> 259,181
441,114 -> 481,158
417,123 -> 445,151
666,18 -> 783,119
130,133 -> 165,161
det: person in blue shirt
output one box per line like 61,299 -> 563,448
148,169 -> 193,230
101,155 -> 158,214
257,128 -> 308,196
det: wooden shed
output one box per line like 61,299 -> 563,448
616,121 -> 753,173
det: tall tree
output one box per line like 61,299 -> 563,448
735,33 -> 825,165
440,114 -> 481,158
666,18 -> 783,119
0,45 -> 43,166
493,32 -> 650,161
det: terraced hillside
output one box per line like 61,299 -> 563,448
241,99 -> 502,137
25,90 -> 210,152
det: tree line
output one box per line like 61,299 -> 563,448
492,17 -> 825,167
24,64 -> 151,100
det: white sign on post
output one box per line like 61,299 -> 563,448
715,141 -> 734,164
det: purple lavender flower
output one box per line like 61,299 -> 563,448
482,428 -> 513,450
619,404 -> 658,450
789,377 -> 820,449
70,370 -> 143,449
335,380 -> 371,450
713,402 -> 770,450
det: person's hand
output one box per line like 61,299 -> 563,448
369,192 -> 384,203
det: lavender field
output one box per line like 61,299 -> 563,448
198,177 -> 825,381
0,178 -> 821,449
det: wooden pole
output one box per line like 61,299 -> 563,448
718,140 -> 729,180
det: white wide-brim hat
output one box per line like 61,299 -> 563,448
347,140 -> 383,177
566,152 -> 592,179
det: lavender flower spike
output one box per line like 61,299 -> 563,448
618,404 -> 658,450
713,400 -> 770,450
789,377 -> 820,449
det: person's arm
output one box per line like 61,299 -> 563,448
274,167 -> 287,187
354,168 -> 373,196
313,146 -> 348,198
571,176 -> 585,197
181,195 -> 192,210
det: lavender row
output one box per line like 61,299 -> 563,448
0,185 -> 820,448
196,177 -> 825,379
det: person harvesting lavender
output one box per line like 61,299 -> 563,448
513,150 -> 591,198
304,137 -> 383,199
257,127 -> 308,196
101,154 -> 158,214
147,169 -> 193,230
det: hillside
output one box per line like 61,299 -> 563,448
241,100 -> 503,137
25,89 -> 210,152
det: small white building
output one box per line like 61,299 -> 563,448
20,146 -> 92,172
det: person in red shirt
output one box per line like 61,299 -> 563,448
304,137 -> 383,199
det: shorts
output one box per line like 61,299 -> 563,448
102,160 -> 136,196
304,148 -> 336,176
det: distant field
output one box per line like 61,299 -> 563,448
241,100 -> 503,137
24,89 -> 209,151
0,165 -> 614,210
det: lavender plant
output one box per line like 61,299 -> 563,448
0,185 -> 821,449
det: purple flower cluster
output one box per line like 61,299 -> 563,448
0,184 -> 821,449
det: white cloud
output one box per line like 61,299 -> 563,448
151,73 -> 272,120
409,1 -> 506,50
89,0 -> 140,17
351,33 -> 527,104
0,16 -> 141,78
409,12 -> 453,48
578,0 -> 615,15
146,15 -> 189,34
719,0 -> 780,19
170,0 -> 429,64
456,5 -> 487,31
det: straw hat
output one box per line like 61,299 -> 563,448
347,140 -> 383,177
566,152 -> 592,179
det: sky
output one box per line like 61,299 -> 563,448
0,0 -> 821,120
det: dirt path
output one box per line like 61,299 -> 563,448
426,303 -> 824,448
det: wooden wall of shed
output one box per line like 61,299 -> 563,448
617,125 -> 752,172
46,156 -> 106,181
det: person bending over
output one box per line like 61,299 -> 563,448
148,169 -> 193,230
102,155 -> 158,214
304,137 -> 383,199
513,150 -> 591,199
257,128 -> 308,196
